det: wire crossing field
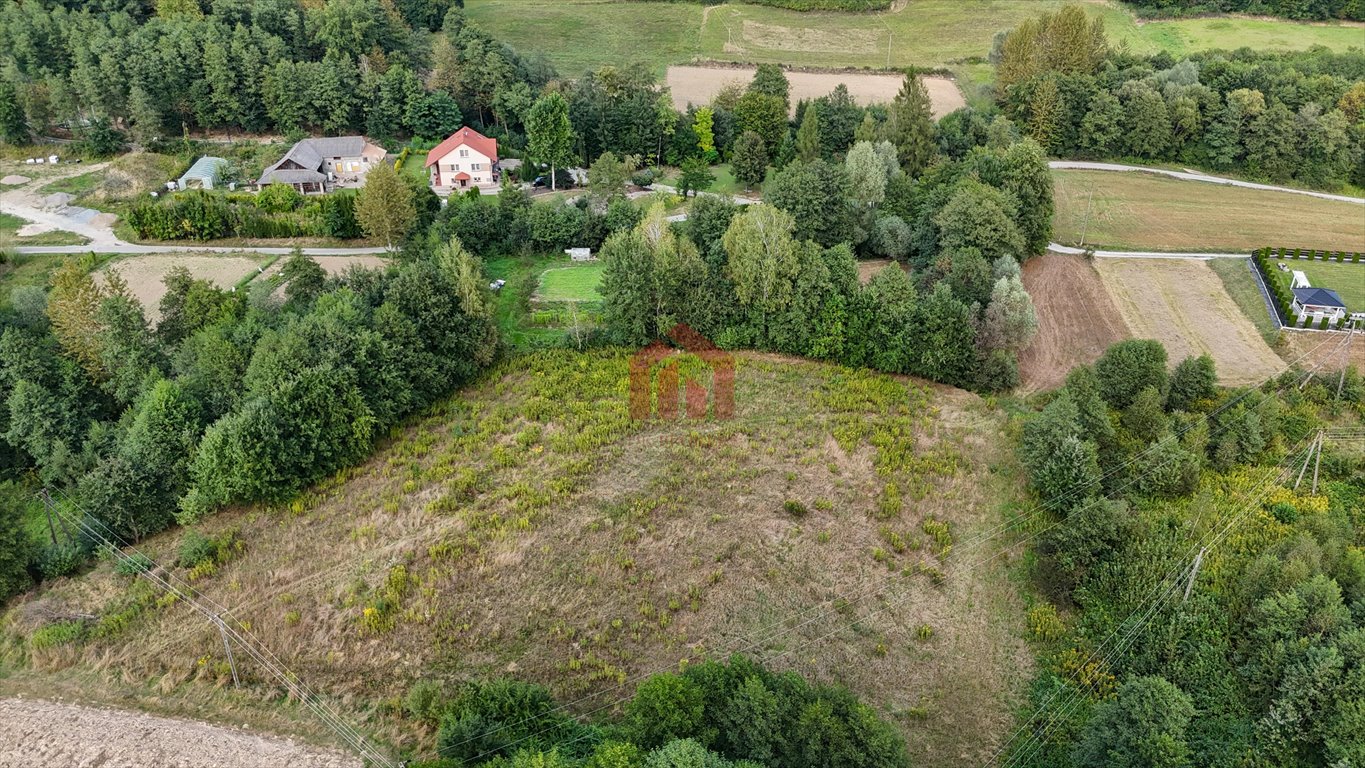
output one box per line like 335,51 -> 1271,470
1053,170 -> 1365,252
536,262 -> 605,302
1264,258 -> 1365,313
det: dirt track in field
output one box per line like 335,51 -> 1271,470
0,698 -> 359,768
1095,258 -> 1286,386
666,65 -> 964,117
1018,253 -> 1130,393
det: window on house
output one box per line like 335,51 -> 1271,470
459,149 -> 469,157
472,163 -> 481,171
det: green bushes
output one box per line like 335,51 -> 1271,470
417,655 -> 909,767
127,188 -> 362,242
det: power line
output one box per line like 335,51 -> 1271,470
39,490 -> 396,768
437,331 -> 1354,759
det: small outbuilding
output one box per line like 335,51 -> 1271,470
1291,287 -> 1348,323
178,156 -> 227,191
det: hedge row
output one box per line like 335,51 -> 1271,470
127,189 -> 359,242
1254,247 -> 1297,326
1268,246 -> 1363,263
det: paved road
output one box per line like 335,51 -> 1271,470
1048,161 -> 1365,205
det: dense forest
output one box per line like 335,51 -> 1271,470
1012,340 -> 1365,766
992,6 -> 1365,189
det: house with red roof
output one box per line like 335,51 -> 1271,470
425,127 -> 499,193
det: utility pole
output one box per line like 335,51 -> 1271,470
1311,429 -> 1325,495
1294,432 -> 1319,491
215,615 -> 240,689
1184,548 -> 1207,601
1078,189 -> 1094,248
38,489 -> 72,545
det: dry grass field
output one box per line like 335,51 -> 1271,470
665,66 -> 965,117
2,351 -> 1032,767
1053,170 -> 1365,253
1095,259 -> 1286,385
1018,253 -> 1131,393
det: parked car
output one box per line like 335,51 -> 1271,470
531,169 -> 574,189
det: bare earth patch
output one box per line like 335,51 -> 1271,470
666,65 -> 965,117
0,697 -> 359,768
98,254 -> 264,322
1095,258 -> 1286,386
1019,253 -> 1130,393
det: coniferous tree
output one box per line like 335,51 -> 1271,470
355,162 -> 416,249
730,130 -> 769,188
795,102 -> 821,163
885,74 -> 936,175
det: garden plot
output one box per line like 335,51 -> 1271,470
666,65 -> 964,117
536,262 -> 604,302
98,254 -> 266,321
1095,258 -> 1285,385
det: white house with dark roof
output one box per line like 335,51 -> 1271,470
1291,286 -> 1348,324
257,136 -> 386,194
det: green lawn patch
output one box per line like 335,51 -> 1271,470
38,171 -> 101,197
537,261 -> 604,302
1266,257 -> 1365,314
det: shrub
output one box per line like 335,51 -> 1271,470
114,552 -> 153,576
178,531 -> 217,568
256,183 -> 304,213
782,499 -> 808,517
38,543 -> 86,579
631,168 -> 656,187
30,620 -> 85,649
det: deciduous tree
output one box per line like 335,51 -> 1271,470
355,162 -> 416,249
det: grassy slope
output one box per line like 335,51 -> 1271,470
1,350 -> 1032,766
1052,170 -> 1365,252
1208,257 -> 1279,344
468,0 -> 1364,76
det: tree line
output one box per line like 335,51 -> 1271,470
995,4 -> 1365,189
1014,339 -> 1365,766
0,243 -> 498,603
1124,0 -> 1363,20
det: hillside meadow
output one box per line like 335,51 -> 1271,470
467,0 -> 1365,76
1,350 -> 1034,766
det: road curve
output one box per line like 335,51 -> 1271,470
1048,161 -> 1365,205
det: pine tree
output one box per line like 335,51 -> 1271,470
693,106 -> 715,157
0,79 -> 30,146
355,162 -> 416,249
886,74 -> 935,175
795,102 -> 821,162
730,130 -> 769,188
1027,76 -> 1062,151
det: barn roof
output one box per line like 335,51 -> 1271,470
425,127 -> 498,167
258,136 -> 374,184
1292,287 -> 1347,309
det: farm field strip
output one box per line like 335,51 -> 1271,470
1053,170 -> 1365,253
1094,258 -> 1286,385
665,66 -> 966,117
1018,253 -> 1130,393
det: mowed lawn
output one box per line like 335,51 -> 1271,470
468,0 -> 1364,76
1266,258 -> 1365,313
537,261 -> 604,301
1053,170 -> 1365,252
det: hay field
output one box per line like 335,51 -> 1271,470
1095,258 -> 1286,385
666,66 -> 965,117
3,351 -> 1032,767
468,0 -> 1364,77
1054,170 -> 1365,253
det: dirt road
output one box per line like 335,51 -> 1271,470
1048,161 -> 1365,206
0,697 -> 360,768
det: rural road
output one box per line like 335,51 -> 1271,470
14,242 -> 390,255
1046,243 -> 1251,260
0,697 -> 360,768
1048,161 -> 1365,205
